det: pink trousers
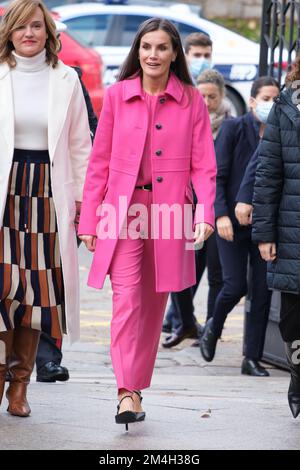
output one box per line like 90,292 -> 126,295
108,189 -> 169,392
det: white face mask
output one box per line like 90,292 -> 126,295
189,57 -> 212,81
254,100 -> 274,124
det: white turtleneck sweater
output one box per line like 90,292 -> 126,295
11,49 -> 49,150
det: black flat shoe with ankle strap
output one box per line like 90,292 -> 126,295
115,394 -> 138,431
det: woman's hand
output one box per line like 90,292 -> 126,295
194,223 -> 214,246
74,201 -> 81,230
258,242 -> 277,262
235,202 -> 253,226
216,216 -> 234,241
79,235 -> 97,252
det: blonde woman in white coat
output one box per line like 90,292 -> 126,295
0,0 -> 91,417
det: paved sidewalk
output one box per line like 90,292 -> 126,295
0,247 -> 299,450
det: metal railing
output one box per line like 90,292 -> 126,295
259,0 -> 300,84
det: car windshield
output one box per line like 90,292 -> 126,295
63,14 -> 115,47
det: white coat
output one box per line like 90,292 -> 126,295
0,60 -> 91,343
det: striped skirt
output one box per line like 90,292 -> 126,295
0,149 -> 66,338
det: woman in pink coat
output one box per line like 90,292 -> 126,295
78,17 -> 216,430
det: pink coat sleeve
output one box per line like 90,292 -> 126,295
78,88 -> 114,236
191,90 -> 217,228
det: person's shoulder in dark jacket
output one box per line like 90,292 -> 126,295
72,66 -> 98,142
214,115 -> 245,218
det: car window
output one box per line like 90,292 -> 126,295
176,22 -> 207,42
64,14 -> 114,47
117,15 -> 151,47
114,14 -> 207,47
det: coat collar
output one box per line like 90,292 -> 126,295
48,62 -> 75,159
122,72 -> 184,103
0,63 -> 14,158
0,60 -> 75,161
0,61 -> 10,80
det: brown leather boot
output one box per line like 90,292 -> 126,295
0,330 -> 14,406
6,327 -> 40,417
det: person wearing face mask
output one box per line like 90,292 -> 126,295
184,32 -> 213,84
234,106 -> 272,229
235,89 -> 277,229
199,76 -> 280,376
235,87 -> 279,233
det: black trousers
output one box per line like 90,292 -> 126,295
212,230 -> 271,360
280,293 -> 300,342
35,331 -> 63,371
166,232 -> 223,330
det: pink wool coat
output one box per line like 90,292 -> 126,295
78,72 -> 216,292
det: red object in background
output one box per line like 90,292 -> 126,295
58,31 -> 104,117
274,61 -> 288,71
0,7 -> 104,117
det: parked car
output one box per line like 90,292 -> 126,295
0,5 -> 104,116
53,1 -> 261,115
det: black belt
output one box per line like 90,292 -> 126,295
13,149 -> 50,233
135,184 -> 152,191
13,148 -> 50,163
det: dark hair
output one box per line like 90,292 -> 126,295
118,17 -> 193,86
250,76 -> 280,98
184,32 -> 212,54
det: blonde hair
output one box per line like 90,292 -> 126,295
0,0 -> 60,67
197,69 -> 225,96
